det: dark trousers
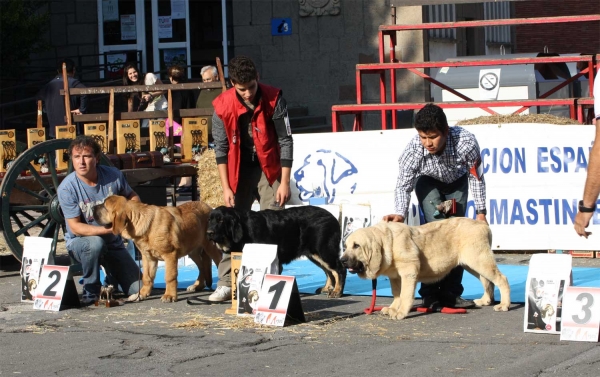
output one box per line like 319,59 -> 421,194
415,173 -> 468,301
217,163 -> 283,287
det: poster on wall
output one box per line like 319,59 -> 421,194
120,15 -> 136,40
479,69 -> 501,100
158,16 -> 173,39
290,124 -> 599,250
102,0 -> 119,22
163,48 -> 187,68
106,53 -> 127,79
171,0 -> 186,19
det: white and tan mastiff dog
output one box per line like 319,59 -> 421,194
341,218 -> 510,320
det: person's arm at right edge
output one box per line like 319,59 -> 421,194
574,70 -> 600,238
574,120 -> 600,238
212,111 -> 235,207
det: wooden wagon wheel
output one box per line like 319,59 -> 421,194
0,139 -> 112,262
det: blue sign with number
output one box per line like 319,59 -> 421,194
271,18 -> 292,36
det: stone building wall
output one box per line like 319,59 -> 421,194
30,0 -> 99,84
230,0 -> 428,130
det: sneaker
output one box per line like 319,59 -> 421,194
81,290 -> 99,306
208,286 -> 232,302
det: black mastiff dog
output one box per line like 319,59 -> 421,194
207,205 -> 346,298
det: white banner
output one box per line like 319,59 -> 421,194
290,123 -> 597,250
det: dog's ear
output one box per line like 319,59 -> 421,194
111,208 -> 128,235
365,228 -> 385,270
231,220 -> 244,243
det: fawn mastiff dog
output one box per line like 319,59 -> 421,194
341,218 -> 510,319
93,196 -> 222,302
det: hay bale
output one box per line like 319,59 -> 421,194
197,149 -> 225,208
455,113 -> 580,126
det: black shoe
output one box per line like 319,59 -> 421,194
441,296 -> 476,309
420,296 -> 441,309
176,186 -> 192,193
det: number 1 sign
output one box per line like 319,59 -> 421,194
254,275 -> 305,326
560,286 -> 600,342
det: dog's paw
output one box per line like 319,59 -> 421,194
327,290 -> 343,298
493,303 -> 510,312
127,292 -> 147,302
186,283 -> 207,292
381,306 -> 407,319
316,286 -> 333,295
161,294 -> 177,303
474,298 -> 492,306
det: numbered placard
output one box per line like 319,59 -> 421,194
33,265 -> 79,311
560,287 -> 600,342
21,237 -> 52,302
237,244 -> 279,317
254,274 -> 305,327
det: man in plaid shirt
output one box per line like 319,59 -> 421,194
383,104 -> 488,310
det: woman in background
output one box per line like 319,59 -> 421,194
122,62 -> 167,127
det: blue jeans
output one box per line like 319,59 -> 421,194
68,236 -> 142,296
415,173 -> 468,301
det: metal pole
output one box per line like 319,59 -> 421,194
221,0 -> 229,77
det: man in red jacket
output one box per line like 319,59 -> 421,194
209,56 -> 294,301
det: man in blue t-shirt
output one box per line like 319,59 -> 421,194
58,135 -> 142,304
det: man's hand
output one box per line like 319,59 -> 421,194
476,214 -> 488,224
222,188 -> 235,207
71,109 -> 82,115
574,211 -> 593,238
382,214 -> 405,223
275,181 -> 291,207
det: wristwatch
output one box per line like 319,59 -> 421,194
476,209 -> 487,215
578,200 -> 596,213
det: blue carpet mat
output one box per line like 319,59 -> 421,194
151,260 -> 600,304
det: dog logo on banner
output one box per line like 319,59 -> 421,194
294,149 -> 358,204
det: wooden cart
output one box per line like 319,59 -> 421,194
0,59 -> 227,262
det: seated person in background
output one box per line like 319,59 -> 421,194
123,62 -> 167,128
174,65 -> 223,193
36,58 -> 88,137
57,135 -> 143,305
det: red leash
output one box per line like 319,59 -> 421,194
363,279 -> 467,315
363,279 -> 384,314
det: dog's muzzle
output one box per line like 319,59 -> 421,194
340,255 -> 364,274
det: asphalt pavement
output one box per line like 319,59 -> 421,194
1,252 -> 600,377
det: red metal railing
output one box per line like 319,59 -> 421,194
334,14 -> 600,132
332,99 -> 580,132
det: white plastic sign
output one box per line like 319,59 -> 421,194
560,286 -> 600,342
237,244 -> 279,317
523,254 -> 572,334
21,237 -> 52,301
33,265 -> 70,311
254,275 -> 302,327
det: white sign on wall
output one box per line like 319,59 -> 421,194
290,124 -> 597,250
479,69 -> 501,100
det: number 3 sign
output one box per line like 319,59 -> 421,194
560,286 -> 600,342
33,265 -> 80,311
254,275 -> 305,326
